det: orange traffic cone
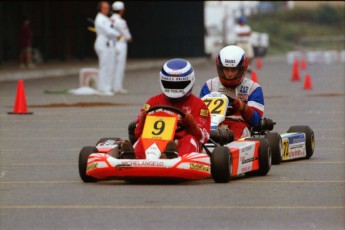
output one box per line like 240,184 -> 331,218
303,74 -> 313,90
301,59 -> 307,70
251,70 -> 258,83
256,57 -> 262,70
291,58 -> 300,81
7,80 -> 33,115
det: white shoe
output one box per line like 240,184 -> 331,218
115,88 -> 128,94
98,91 -> 114,96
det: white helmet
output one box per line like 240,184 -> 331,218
160,59 -> 195,102
112,1 -> 125,11
216,45 -> 248,88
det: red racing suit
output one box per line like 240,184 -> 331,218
133,93 -> 210,159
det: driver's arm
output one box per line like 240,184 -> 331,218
189,100 -> 211,144
134,98 -> 154,138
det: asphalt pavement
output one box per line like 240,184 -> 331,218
0,55 -> 344,230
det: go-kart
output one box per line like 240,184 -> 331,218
201,92 -> 315,165
79,102 -> 271,184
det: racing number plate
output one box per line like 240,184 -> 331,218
142,114 -> 178,140
202,96 -> 228,115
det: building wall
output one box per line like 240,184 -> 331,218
0,1 -> 205,64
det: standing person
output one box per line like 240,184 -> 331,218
18,17 -> 34,69
111,1 -> 132,94
199,45 -> 264,139
94,1 -> 121,96
234,16 -> 254,68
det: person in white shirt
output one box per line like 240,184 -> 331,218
234,16 -> 254,66
111,1 -> 132,94
94,1 -> 121,96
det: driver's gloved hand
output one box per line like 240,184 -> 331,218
182,113 -> 202,140
134,110 -> 147,138
231,98 -> 254,121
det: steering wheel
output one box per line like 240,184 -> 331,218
147,105 -> 186,132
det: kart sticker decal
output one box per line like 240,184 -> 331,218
142,103 -> 151,111
200,109 -> 209,117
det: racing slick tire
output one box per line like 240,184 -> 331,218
79,146 -> 98,183
245,138 -> 271,176
287,126 -> 315,159
128,121 -> 137,145
211,146 -> 232,183
265,132 -> 282,165
210,129 -> 234,145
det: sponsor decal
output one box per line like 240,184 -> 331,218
87,163 -> 98,171
161,76 -> 188,81
98,140 -> 117,147
239,86 -> 249,94
242,157 -> 257,164
120,161 -> 164,167
142,104 -> 150,111
200,109 -> 209,117
165,89 -> 184,93
288,148 -> 305,158
225,59 -> 236,63
182,106 -> 191,114
219,87 -> 226,93
190,163 -> 210,172
292,138 -> 305,144
241,165 -> 252,173
242,145 -> 252,152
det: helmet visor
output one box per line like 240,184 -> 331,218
161,80 -> 191,90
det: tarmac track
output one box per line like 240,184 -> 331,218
0,56 -> 344,230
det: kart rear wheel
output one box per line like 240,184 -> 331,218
128,121 -> 137,145
265,132 -> 282,165
245,138 -> 271,176
211,146 -> 232,183
287,126 -> 315,159
79,146 -> 98,183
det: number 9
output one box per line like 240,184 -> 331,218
152,120 -> 165,135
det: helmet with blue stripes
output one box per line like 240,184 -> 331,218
160,58 -> 195,102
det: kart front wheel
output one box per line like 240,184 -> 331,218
287,126 -> 315,159
79,146 -> 98,183
265,132 -> 282,165
211,146 -> 232,183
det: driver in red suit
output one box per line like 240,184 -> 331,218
130,58 -> 211,159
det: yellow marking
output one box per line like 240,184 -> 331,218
142,104 -> 150,111
0,205 -> 343,209
142,115 -> 177,140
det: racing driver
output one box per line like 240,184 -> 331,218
199,45 -> 264,139
123,58 -> 211,159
